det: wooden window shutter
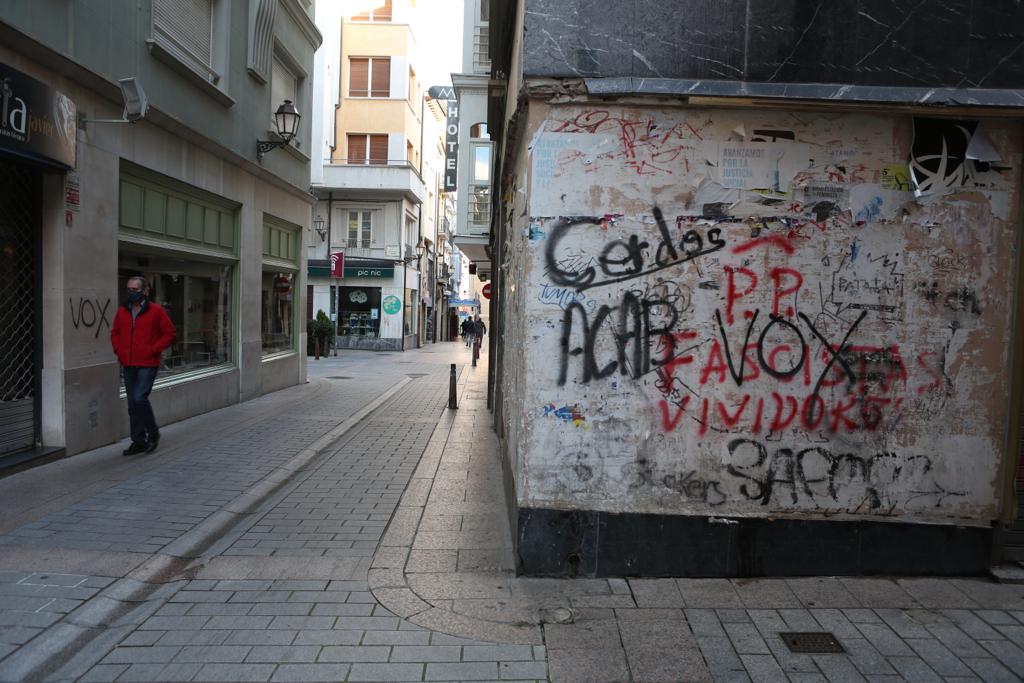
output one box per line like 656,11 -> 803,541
347,134 -> 367,163
371,58 -> 390,97
349,58 -> 369,97
369,135 -> 388,164
374,0 -> 392,20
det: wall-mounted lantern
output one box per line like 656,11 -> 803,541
257,100 -> 301,161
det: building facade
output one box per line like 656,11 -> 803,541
487,0 -> 1024,575
310,0 -> 448,351
0,0 -> 320,464
449,0 -> 492,283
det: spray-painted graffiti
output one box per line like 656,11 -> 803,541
69,297 -> 113,339
724,439 -> 966,511
542,403 -> 586,427
516,107 -> 1016,521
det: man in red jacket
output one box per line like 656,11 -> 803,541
110,276 -> 176,455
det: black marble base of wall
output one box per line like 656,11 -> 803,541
516,507 -> 992,577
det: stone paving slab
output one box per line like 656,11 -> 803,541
4,346 -> 1024,682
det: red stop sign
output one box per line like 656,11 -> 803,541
482,283 -> 492,299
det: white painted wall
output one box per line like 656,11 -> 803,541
503,103 -> 1022,525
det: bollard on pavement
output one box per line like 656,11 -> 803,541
448,363 -> 458,409
472,340 -> 479,367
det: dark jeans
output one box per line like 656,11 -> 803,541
123,366 -> 159,445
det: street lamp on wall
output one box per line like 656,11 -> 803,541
257,100 -> 301,162
313,215 -> 327,242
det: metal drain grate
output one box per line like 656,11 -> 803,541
326,376 -> 353,380
779,632 -> 845,654
406,373 -> 427,378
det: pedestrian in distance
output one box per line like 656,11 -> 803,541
462,317 -> 474,348
472,315 -> 486,357
110,276 -> 176,456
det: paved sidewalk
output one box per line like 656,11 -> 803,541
0,343 -> 1023,682
368,356 -> 1024,683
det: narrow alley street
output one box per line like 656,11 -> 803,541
0,343 -> 1022,682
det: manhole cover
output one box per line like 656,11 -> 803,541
406,373 -> 427,378
327,376 -> 353,380
780,632 -> 845,654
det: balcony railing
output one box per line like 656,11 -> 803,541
323,158 -> 424,184
338,239 -> 372,249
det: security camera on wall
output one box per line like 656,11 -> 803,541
118,78 -> 148,122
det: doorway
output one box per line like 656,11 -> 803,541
0,158 -> 41,457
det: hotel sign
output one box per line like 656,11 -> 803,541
1,63 -> 77,169
429,85 -> 458,192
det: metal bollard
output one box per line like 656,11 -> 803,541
472,340 -> 479,367
448,363 -> 458,409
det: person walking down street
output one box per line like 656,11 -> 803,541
110,276 -> 176,456
473,315 -> 486,354
461,317 -> 474,348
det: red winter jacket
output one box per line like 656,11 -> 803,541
110,301 -> 177,367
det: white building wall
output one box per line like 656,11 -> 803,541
504,102 -> 1022,525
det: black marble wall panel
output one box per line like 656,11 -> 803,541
516,506 -> 994,577
522,0 -> 1024,90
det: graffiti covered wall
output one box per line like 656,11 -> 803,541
504,105 -> 1022,524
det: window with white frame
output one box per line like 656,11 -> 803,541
271,56 -> 299,129
346,210 -> 374,248
152,0 -> 221,83
469,125 -> 492,229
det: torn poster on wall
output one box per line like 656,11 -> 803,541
718,142 -> 809,191
910,118 -> 978,198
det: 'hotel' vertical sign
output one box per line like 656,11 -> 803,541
429,86 -> 458,192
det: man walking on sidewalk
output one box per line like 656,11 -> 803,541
110,276 -> 176,456
472,315 -> 486,360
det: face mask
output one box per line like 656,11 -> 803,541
127,291 -> 146,305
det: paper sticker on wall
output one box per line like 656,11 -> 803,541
880,164 -> 912,191
849,184 -> 911,223
718,142 -> 809,191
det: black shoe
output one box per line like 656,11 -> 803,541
145,432 -> 160,453
122,442 -> 147,456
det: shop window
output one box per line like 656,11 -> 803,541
338,286 -> 381,337
119,250 -> 233,377
261,270 -> 295,354
349,57 -> 390,97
